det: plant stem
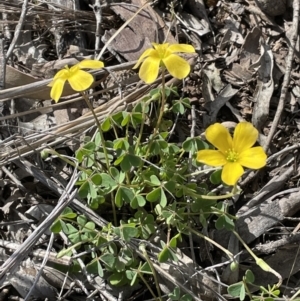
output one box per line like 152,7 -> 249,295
187,226 -> 235,261
80,92 -> 110,171
153,68 -> 166,137
144,68 -> 167,159
43,148 -> 87,172
232,230 -> 282,287
140,244 -> 162,301
242,279 -> 253,300
135,101 -> 147,152
181,185 -> 235,200
80,92 -> 117,226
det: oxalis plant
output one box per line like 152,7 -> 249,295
45,42 -> 282,300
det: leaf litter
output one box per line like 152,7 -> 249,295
0,0 -> 300,300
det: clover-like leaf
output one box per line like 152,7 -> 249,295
146,187 -> 161,202
75,141 -> 96,163
109,272 -> 127,286
121,111 -> 130,126
101,117 -> 111,131
210,169 -> 222,185
158,245 -> 170,263
169,287 -> 180,300
100,173 -> 118,193
115,187 -> 135,208
228,282 -> 246,300
62,223 -> 78,235
130,195 -> 146,209
114,222 -> 139,242
50,219 -> 62,233
60,207 -> 77,219
245,269 -> 255,284
86,259 -> 103,277
100,253 -> 116,270
183,137 -> 208,153
77,215 -> 87,227
181,294 -> 193,301
130,112 -> 143,128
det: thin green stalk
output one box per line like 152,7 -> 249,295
140,244 -> 162,301
134,101 -> 147,152
185,167 -> 220,177
242,279 -> 253,300
138,273 -> 160,301
80,92 -> 117,226
232,230 -> 282,287
110,191 -> 117,226
153,68 -> 166,137
80,92 -> 110,171
42,148 -> 87,172
181,185 -> 235,200
111,120 -> 119,139
187,226 -> 234,261
289,289 -> 300,300
144,68 -> 167,159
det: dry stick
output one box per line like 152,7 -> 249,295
264,0 -> 299,152
0,171 -> 79,286
188,104 -> 196,264
267,144 -> 300,163
24,233 -> 55,301
5,0 -> 29,60
2,11 -> 12,41
0,239 -> 71,266
90,0 -> 102,57
0,61 -> 135,101
0,38 -> 5,90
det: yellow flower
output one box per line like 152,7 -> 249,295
133,43 -> 195,84
197,122 -> 267,186
48,59 -> 104,102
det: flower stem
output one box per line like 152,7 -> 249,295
144,68 -> 167,159
80,92 -> 117,226
187,226 -> 235,261
181,185 -> 236,200
80,92 -> 110,171
153,68 -> 166,136
135,101 -> 147,152
139,244 -> 162,301
232,230 -> 282,287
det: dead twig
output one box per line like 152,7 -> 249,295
5,0 -> 29,60
90,0 -> 102,57
0,169 -> 79,286
264,0 -> 300,151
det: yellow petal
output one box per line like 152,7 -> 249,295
233,122 -> 258,153
238,146 -> 267,169
138,56 -> 160,84
205,123 -> 233,154
133,48 -> 157,69
197,150 -> 227,166
77,59 -> 104,69
69,64 -> 80,74
168,44 -> 195,53
50,78 -> 67,102
222,162 -> 244,186
152,43 -> 169,52
68,70 -> 94,91
53,68 -> 69,80
163,54 -> 190,79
